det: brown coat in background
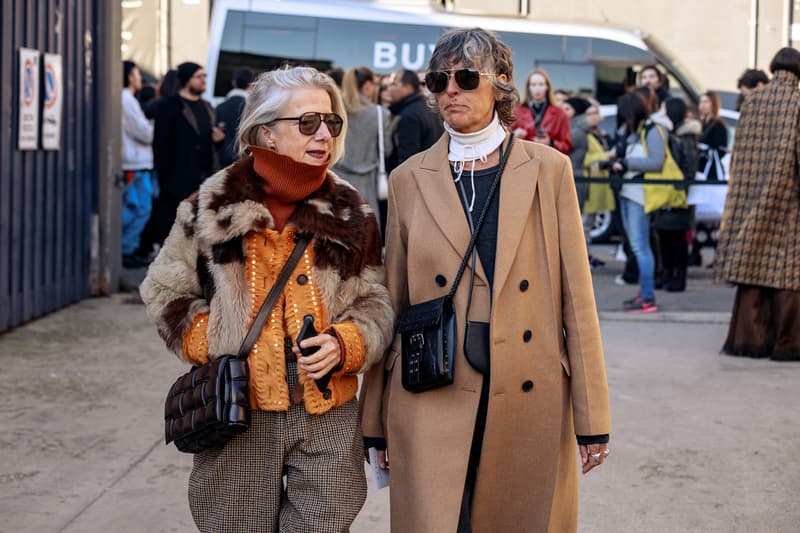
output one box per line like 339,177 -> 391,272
715,70 -> 800,290
360,135 -> 612,532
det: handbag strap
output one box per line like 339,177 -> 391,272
237,233 -> 311,357
446,134 -> 514,300
377,105 -> 386,175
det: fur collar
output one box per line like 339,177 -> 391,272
194,155 -> 372,254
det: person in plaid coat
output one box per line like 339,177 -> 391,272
714,47 -> 800,361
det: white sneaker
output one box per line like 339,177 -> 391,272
614,274 -> 627,286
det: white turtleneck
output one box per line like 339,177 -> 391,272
444,113 -> 506,211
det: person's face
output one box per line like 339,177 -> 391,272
417,71 -> 431,97
261,87 -> 335,166
584,105 -> 601,127
553,92 -> 567,107
561,102 -> 575,118
698,95 -> 712,117
434,62 -> 503,134
389,73 -> 413,101
128,66 -> 142,92
380,78 -> 393,106
187,69 -> 207,95
528,73 -> 548,103
640,68 -> 661,90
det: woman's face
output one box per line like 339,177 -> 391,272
262,87 -> 335,165
528,73 -> 548,103
640,68 -> 661,90
561,102 -> 575,118
379,78 -> 392,106
584,105 -> 600,127
435,62 -> 504,134
698,95 -> 712,117
361,78 -> 377,100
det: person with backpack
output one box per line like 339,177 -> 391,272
609,92 -> 686,313
653,97 -> 701,292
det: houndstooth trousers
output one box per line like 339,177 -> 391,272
188,361 -> 367,533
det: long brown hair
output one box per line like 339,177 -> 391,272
523,68 -> 555,106
700,90 -> 721,123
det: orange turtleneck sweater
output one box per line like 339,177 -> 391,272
250,145 -> 329,231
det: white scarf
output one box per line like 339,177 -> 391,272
444,113 -> 506,211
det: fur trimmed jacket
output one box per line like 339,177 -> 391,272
140,156 -> 394,414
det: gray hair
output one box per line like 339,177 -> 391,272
426,28 -> 519,126
236,66 -> 347,164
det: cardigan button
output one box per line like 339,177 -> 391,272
435,274 -> 447,287
297,274 -> 309,285
523,330 -> 532,343
519,279 -> 529,292
323,389 -> 332,400
521,380 -> 534,392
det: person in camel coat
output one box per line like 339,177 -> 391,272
360,28 -> 611,533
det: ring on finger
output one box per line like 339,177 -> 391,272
590,452 -> 602,461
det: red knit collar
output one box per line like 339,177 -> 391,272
249,145 -> 329,203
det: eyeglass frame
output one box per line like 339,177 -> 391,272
268,112 -> 344,137
424,68 -> 497,93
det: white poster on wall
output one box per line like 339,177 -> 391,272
42,53 -> 63,150
18,48 -> 41,150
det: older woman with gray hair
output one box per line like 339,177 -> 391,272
140,66 -> 393,532
360,28 -> 611,532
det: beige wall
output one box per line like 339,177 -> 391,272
529,0 -> 790,92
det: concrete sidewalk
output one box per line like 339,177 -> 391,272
1,256 -> 798,532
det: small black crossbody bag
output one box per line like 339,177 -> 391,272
399,136 -> 513,393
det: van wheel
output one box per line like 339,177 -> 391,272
590,210 -> 615,243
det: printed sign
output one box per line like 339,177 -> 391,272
18,48 -> 41,150
42,54 -> 63,150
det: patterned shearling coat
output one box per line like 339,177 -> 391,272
715,70 -> 800,290
140,156 -> 394,414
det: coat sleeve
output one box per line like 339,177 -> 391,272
139,197 -> 210,362
556,158 -> 612,437
122,92 -> 154,145
511,105 -> 536,140
325,207 -> 394,374
569,127 -> 588,176
360,171 -> 408,440
153,99 -> 176,181
550,109 -> 573,155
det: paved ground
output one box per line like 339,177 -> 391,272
1,246 -> 798,532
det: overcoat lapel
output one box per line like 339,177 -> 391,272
493,140 -> 540,298
415,135 -> 489,286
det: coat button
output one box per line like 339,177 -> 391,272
296,274 -> 308,285
523,330 -> 532,342
522,380 -> 534,392
519,280 -> 529,292
435,274 -> 447,287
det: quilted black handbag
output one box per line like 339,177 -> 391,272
164,234 -> 311,453
399,137 -> 513,393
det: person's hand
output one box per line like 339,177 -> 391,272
612,162 -> 624,172
211,123 -> 225,143
605,149 -> 617,159
512,127 -> 527,138
579,443 -> 609,475
294,333 -> 341,379
590,161 -> 601,174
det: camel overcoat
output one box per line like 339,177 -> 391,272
360,134 -> 611,533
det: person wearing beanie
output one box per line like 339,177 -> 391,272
140,61 -> 225,259
140,66 -> 393,532
564,96 -> 591,118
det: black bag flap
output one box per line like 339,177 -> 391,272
397,297 -> 451,333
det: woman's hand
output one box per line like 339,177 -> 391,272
294,333 -> 341,379
612,162 -> 624,172
533,133 -> 551,145
605,149 -> 617,159
512,127 -> 527,138
579,443 -> 609,475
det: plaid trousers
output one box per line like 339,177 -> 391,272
188,361 -> 366,533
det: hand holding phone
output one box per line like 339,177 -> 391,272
296,314 -> 333,397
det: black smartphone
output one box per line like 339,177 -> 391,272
295,314 -> 332,396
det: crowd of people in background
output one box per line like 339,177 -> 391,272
121,52 -> 785,318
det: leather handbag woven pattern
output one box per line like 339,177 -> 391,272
164,355 -> 250,453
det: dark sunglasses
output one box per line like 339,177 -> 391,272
424,68 -> 495,93
271,112 -> 344,137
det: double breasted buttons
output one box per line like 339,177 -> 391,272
522,380 -> 534,392
296,274 -> 309,285
435,274 -> 447,287
519,279 -> 529,292
523,330 -> 532,343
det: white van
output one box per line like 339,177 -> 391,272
205,0 -> 707,107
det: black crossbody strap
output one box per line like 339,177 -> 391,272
447,135 -> 514,300
237,234 -> 311,357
